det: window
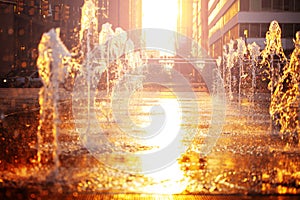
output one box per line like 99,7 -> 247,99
295,0 -> 300,11
260,23 -> 270,37
284,0 -> 294,11
294,24 -> 300,35
224,1 -> 239,24
250,23 -> 260,38
282,24 -> 294,38
231,25 -> 239,40
240,0 -> 250,11
262,0 -> 272,11
224,31 -> 230,44
250,0 -> 261,11
273,0 -> 283,10
239,23 -> 249,37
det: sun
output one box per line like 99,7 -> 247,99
142,0 -> 179,56
142,0 -> 178,31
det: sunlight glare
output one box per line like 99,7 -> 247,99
142,0 -> 178,31
142,0 -> 179,56
143,98 -> 182,149
141,162 -> 188,194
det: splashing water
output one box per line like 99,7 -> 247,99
260,21 -> 287,94
36,28 -> 70,179
34,0 -> 110,181
247,42 -> 261,112
80,0 -> 98,45
221,20 -> 299,144
270,31 -> 300,144
3,0 -> 300,197
260,21 -> 290,137
32,0 -> 226,193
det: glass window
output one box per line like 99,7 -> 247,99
262,0 -> 272,11
224,1 -> 239,24
250,0 -> 261,11
260,23 -> 270,37
250,23 -> 260,38
294,24 -> 300,34
273,0 -> 283,10
295,0 -> 300,11
231,25 -> 239,39
283,0 -> 294,11
240,0 -> 250,11
282,24 -> 294,38
224,31 -> 230,44
239,23 -> 249,37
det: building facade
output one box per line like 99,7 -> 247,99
0,1 -> 15,74
177,0 -> 209,57
0,0 -> 142,75
106,0 -> 142,48
208,0 -> 300,58
0,0 -> 85,74
107,0 -> 142,31
176,0 -> 193,57
192,0 -> 209,55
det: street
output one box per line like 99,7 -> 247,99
0,88 -> 300,199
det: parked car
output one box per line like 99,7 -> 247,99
27,70 -> 43,88
0,70 -> 42,88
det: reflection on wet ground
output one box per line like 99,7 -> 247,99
0,88 -> 300,199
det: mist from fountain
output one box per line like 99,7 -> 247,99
34,0 -> 106,180
36,28 -> 71,180
0,0 -> 226,193
247,42 -> 260,105
236,38 -> 247,110
260,21 -> 289,137
269,31 -> 300,144
220,20 -> 299,144
222,39 -> 236,101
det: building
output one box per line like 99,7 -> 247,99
192,0 -> 209,56
177,0 -> 193,56
208,0 -> 300,58
0,0 -> 84,74
106,0 -> 142,31
0,0 -> 142,75
105,0 -> 142,47
55,0 -> 84,50
178,0 -> 193,39
177,0 -> 209,57
0,0 -> 15,74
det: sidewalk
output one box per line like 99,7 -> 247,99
0,88 -> 72,115
0,88 -> 40,114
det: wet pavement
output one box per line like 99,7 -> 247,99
0,88 -> 300,199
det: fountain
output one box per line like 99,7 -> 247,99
260,21 -> 294,139
42,0 -> 225,178
222,39 -> 236,101
0,0 -> 226,196
2,2 -> 300,196
220,20 -> 299,144
71,24 -> 226,174
269,31 -> 300,144
36,28 -> 71,179
235,38 -> 247,111
247,42 -> 260,108
0,0 -> 227,194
